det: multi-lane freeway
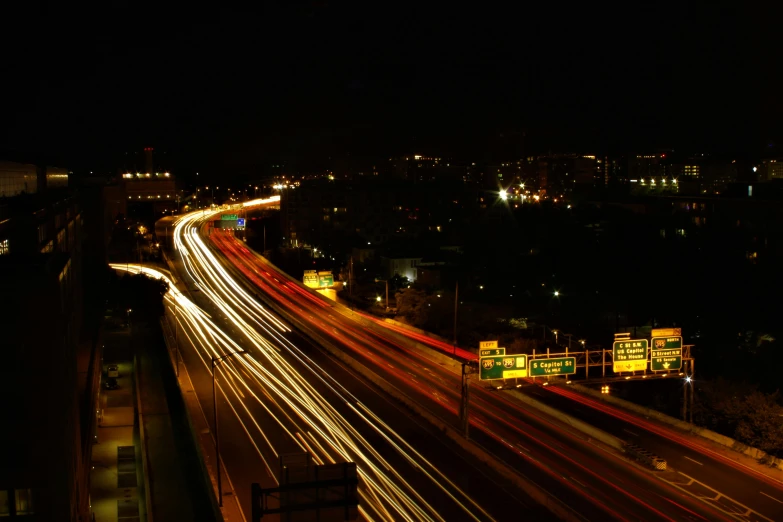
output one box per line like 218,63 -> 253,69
120,200 -> 783,521
522,383 -> 783,521
147,206 -> 541,521
159,201 -> 759,521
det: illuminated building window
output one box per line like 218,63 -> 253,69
0,238 -> 9,255
15,488 -> 34,515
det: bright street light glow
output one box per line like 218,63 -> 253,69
554,291 -> 560,297
499,191 -> 508,201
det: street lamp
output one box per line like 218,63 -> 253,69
553,290 -> 560,297
374,278 -> 389,310
211,350 -> 247,506
552,329 -> 559,345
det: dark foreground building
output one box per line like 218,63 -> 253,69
0,162 -> 105,520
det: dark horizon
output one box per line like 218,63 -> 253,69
2,3 -> 781,174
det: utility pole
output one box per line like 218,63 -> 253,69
212,351 -> 247,506
385,279 -> 389,310
453,280 -> 459,351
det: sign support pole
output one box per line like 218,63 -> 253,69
532,349 -> 536,383
585,348 -> 589,379
682,360 -> 688,422
459,363 -> 470,439
690,359 -> 695,424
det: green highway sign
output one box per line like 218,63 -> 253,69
530,357 -> 576,377
480,347 -> 506,357
479,355 -> 527,380
317,271 -> 334,288
651,336 -> 682,371
222,214 -> 238,220
613,339 -> 649,373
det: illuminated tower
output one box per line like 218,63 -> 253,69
144,147 -> 154,174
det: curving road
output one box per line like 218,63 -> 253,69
194,201 -> 743,522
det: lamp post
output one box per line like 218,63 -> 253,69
453,280 -> 459,354
212,350 -> 247,506
173,306 -> 180,378
374,278 -> 389,310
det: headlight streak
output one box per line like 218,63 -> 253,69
208,231 -> 660,520
121,213 -> 488,521
220,351 -> 449,522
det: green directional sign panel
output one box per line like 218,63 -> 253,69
530,357 -> 576,377
222,214 -> 238,220
317,271 -> 334,288
479,355 -> 527,380
651,336 -> 682,371
613,339 -> 649,373
480,347 -> 506,357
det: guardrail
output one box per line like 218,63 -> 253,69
623,442 -> 667,470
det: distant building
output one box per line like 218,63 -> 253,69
627,153 -> 671,182
600,188 -> 783,264
532,154 -> 598,195
761,158 -> 783,181
280,178 -> 476,248
0,161 -> 69,197
387,155 -> 467,185
381,255 -> 422,282
597,156 -> 626,188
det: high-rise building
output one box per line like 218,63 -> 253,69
388,155 -> 467,185
627,153 -> 671,181
761,158 -> 783,180
533,154 -> 598,195
0,163 -> 101,521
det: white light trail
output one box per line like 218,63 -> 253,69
111,208 -> 489,521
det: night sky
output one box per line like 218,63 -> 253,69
2,2 -> 780,174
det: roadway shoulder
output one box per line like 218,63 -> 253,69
569,382 -> 783,480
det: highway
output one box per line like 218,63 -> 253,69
196,201 -> 745,521
143,205 -> 543,521
521,383 -> 783,521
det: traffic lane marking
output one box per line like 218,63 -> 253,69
759,491 -> 783,504
684,456 -> 704,466
623,428 -> 639,437
664,472 -> 775,522
570,476 -> 587,488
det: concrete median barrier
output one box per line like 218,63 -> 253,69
508,389 -> 624,452
570,382 -> 783,473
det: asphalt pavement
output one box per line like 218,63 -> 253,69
208,226 -> 736,521
520,383 -> 783,521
